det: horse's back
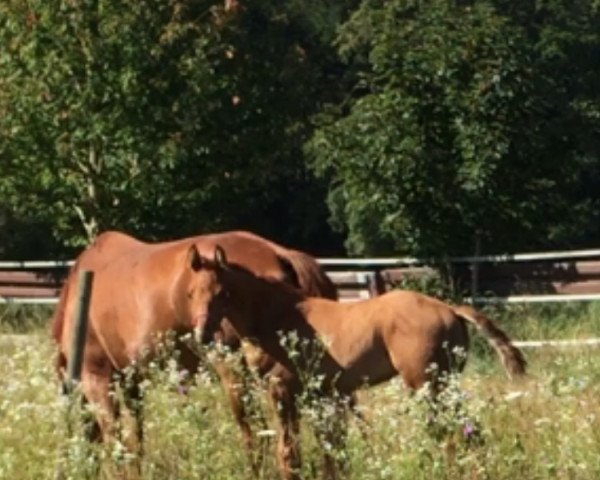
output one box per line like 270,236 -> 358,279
192,231 -> 326,289
379,290 -> 459,327
52,232 -> 139,336
51,231 -> 166,359
73,231 -> 147,273
193,231 -> 279,261
196,231 -> 337,299
307,290 -> 468,389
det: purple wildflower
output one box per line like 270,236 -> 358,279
463,421 -> 475,439
178,384 -> 189,396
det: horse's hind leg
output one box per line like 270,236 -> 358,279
80,365 -> 118,443
56,364 -> 105,480
56,350 -> 102,441
119,367 -> 145,474
348,392 -> 370,441
58,363 -> 115,477
82,364 -> 146,479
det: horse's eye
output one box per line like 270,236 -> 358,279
219,290 -> 230,300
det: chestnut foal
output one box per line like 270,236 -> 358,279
194,246 -> 526,480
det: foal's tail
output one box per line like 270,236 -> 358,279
453,305 -> 527,379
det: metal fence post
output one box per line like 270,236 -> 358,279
366,270 -> 385,297
66,270 -> 94,392
470,232 -> 481,306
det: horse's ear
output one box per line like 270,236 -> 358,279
277,255 -> 301,289
187,244 -> 204,271
214,245 -> 228,269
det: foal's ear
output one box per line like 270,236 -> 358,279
214,245 -> 228,269
187,244 -> 205,271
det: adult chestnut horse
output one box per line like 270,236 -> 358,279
51,230 -> 336,467
195,246 -> 527,480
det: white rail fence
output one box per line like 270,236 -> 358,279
2,248 -> 600,349
3,247 -> 600,304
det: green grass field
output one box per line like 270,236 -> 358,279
1,303 -> 599,479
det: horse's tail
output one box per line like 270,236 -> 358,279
276,248 -> 338,300
51,266 -> 76,384
51,277 -> 70,345
453,305 -> 526,379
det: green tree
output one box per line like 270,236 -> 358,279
0,0 -> 212,248
163,0 -> 353,251
494,0 -> 600,246
308,0 -> 599,256
0,0 -> 351,255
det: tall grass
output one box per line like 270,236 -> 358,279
0,304 -> 53,333
0,304 -> 599,479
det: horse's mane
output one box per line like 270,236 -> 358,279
274,249 -> 338,300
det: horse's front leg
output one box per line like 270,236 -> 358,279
269,378 -> 302,480
213,358 -> 267,474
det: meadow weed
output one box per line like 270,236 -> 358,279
0,304 -> 599,479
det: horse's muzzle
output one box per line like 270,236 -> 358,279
192,312 -> 209,329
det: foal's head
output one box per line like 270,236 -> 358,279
177,244 -> 261,342
175,244 -> 226,337
194,245 -> 304,342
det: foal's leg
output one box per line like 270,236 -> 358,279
348,392 -> 370,441
269,379 -> 302,480
314,397 -> 349,480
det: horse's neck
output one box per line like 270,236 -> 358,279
297,297 -> 340,327
296,297 -> 364,346
259,293 -> 346,345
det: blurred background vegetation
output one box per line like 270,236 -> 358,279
0,0 -> 598,259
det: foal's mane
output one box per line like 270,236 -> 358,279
224,259 -> 306,299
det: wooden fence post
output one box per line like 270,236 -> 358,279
66,270 -> 94,393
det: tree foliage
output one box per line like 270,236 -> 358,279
0,0 -> 598,259
308,0 -> 600,256
0,0 -> 348,254
0,0 -> 193,247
